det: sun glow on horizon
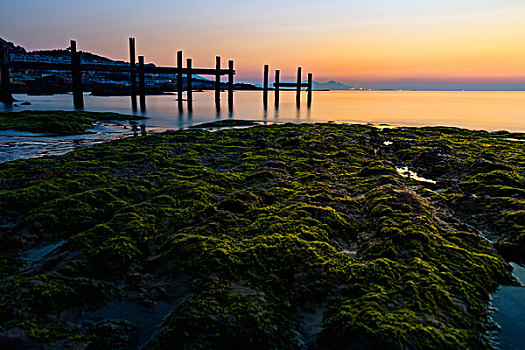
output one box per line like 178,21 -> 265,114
2,0 -> 525,86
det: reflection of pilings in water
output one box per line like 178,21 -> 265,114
178,93 -> 183,113
0,102 -> 13,111
178,109 -> 184,130
131,95 -> 138,112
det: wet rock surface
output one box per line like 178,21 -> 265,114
0,122 -> 523,349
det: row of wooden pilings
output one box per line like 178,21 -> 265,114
262,64 -> 313,109
0,38 -> 314,111
0,38 -> 237,112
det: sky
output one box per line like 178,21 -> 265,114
2,0 -> 525,89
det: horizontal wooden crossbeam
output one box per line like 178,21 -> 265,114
274,82 -> 309,88
8,61 -> 234,76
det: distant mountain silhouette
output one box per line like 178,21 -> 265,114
312,80 -> 353,90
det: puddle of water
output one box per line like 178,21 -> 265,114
495,138 -> 525,142
0,122 -> 137,163
491,263 -> 525,350
395,166 -> 437,184
22,241 -> 66,262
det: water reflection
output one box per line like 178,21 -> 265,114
2,91 -> 525,132
491,263 -> 525,350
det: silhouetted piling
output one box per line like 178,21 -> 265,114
215,56 -> 221,111
307,73 -> 313,108
228,60 -> 234,111
129,38 -> 137,111
177,51 -> 183,111
0,42 -> 13,103
138,55 -> 146,111
274,70 -> 280,109
70,40 -> 84,109
187,58 -> 193,112
263,64 -> 269,110
296,67 -> 302,108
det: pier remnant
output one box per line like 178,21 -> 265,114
263,64 -> 269,109
274,70 -> 280,109
187,58 -> 193,112
228,60 -> 234,111
177,50 -> 183,111
307,73 -> 313,108
70,40 -> 84,109
296,67 -> 302,108
129,38 -> 137,111
215,56 -> 221,111
272,67 -> 312,109
138,55 -> 146,111
0,42 -> 13,103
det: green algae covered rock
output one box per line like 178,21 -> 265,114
0,121 -> 523,349
0,110 -> 144,135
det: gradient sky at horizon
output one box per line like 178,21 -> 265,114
2,0 -> 525,88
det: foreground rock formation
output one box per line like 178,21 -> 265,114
0,121 -> 523,349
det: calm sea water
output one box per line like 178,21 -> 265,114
491,263 -> 525,350
1,90 -> 525,132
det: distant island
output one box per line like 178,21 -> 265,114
312,80 -> 369,91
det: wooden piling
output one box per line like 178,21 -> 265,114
263,64 -> 269,109
215,56 -> 221,110
138,55 -> 146,111
228,60 -> 234,110
307,73 -> 313,108
0,42 -> 13,103
274,70 -> 280,109
187,58 -> 193,112
129,38 -> 137,110
177,51 -> 183,109
70,40 -> 84,109
296,66 -> 302,108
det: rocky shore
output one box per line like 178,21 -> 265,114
0,117 -> 523,348
0,111 -> 145,135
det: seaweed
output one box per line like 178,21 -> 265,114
0,120 -> 523,348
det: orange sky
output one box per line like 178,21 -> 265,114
2,0 -> 525,85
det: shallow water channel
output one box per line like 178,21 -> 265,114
491,263 -> 525,350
